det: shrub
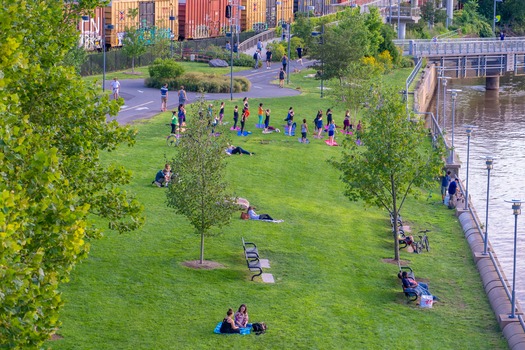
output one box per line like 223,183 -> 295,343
148,58 -> 184,81
266,41 -> 286,61
377,50 -> 394,73
145,72 -> 250,93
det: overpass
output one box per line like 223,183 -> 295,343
395,37 -> 525,89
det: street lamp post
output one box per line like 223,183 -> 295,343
483,156 -> 494,255
228,28 -> 234,101
102,16 -> 114,93
441,77 -> 449,135
287,21 -> 291,84
463,125 -> 476,210
504,199 -> 523,319
397,0 -> 401,39
447,88 -> 461,163
169,15 -> 176,58
493,0 -> 503,37
436,67 -> 443,126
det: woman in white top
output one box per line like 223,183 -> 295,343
247,206 -> 273,221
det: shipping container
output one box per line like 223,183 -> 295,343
78,0 -> 178,50
179,0 -> 229,40
240,0 -> 267,32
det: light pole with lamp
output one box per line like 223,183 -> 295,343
102,16 -> 114,92
493,0 -> 503,37
504,199 -> 523,319
440,76 -> 450,133
482,156 -> 494,255
447,88 -> 461,163
169,14 -> 176,58
463,125 -> 476,210
286,20 -> 291,84
436,67 -> 443,126
311,24 -> 324,98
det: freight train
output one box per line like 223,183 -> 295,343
77,0 -> 351,50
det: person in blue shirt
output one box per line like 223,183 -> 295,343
447,178 -> 459,208
441,170 -> 451,203
160,83 -> 168,112
152,164 -> 171,187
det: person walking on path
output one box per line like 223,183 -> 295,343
160,83 -> 168,112
257,39 -> 263,51
282,54 -> 288,74
254,50 -> 262,69
296,46 -> 303,66
279,68 -> 286,88
265,48 -> 273,69
178,86 -> 187,106
110,77 -> 120,100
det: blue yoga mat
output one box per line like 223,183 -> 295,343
213,321 -> 251,335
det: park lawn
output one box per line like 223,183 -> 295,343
50,67 -> 507,349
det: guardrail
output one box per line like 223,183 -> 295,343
238,29 -> 276,53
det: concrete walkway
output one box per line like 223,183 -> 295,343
108,42 -> 311,125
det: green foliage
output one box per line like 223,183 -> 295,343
364,7 -> 384,56
166,98 -> 237,263
266,41 -> 286,61
121,27 -> 148,72
292,15 -> 314,49
198,45 -> 257,67
150,36 -> 176,59
453,0 -> 493,37
331,88 -> 444,260
145,72 -> 250,93
148,58 -> 185,81
0,0 -> 143,348
62,45 -> 88,74
379,24 -> 401,66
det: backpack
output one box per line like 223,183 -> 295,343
252,322 -> 267,335
253,52 -> 258,59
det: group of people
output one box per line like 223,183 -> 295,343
440,170 -> 461,209
220,304 -> 249,333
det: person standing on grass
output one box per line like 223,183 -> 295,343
316,112 -> 324,139
240,97 -> 249,134
160,83 -> 168,112
170,110 -> 179,134
258,103 -> 264,126
177,104 -> 186,126
313,109 -> 322,135
219,101 -> 225,124
264,108 -> 271,132
328,119 -> 336,145
233,105 -> 239,130
265,48 -> 272,69
110,77 -> 120,100
441,170 -> 451,203
296,45 -> 303,66
326,108 -> 333,128
279,68 -> 286,88
285,107 -> 294,136
178,85 -> 187,106
301,118 -> 308,143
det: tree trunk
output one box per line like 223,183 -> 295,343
131,58 -> 135,73
199,231 -> 204,264
392,174 -> 400,261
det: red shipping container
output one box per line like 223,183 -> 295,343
180,0 -> 229,39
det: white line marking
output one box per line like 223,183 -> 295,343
120,101 -> 154,111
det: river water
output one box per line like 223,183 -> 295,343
437,74 -> 525,306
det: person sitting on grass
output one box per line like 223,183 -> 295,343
225,145 -> 254,156
152,164 -> 171,187
247,206 -> 274,221
220,308 -> 240,334
399,271 -> 439,301
234,304 -> 249,328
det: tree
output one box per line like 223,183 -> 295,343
0,1 -> 144,348
292,14 -> 314,50
454,0 -> 493,37
166,98 -> 237,264
121,27 -> 148,73
331,88 -> 444,261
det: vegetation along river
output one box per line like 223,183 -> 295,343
438,74 -> 525,306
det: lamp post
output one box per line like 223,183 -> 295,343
436,67 -> 443,126
483,156 -> 494,255
463,125 -> 476,210
447,88 -> 461,163
397,0 -> 401,39
169,14 -> 176,58
440,76 -> 450,133
311,24 -> 324,98
493,0 -> 503,37
504,199 -> 523,319
228,28 -> 234,100
102,15 -> 114,92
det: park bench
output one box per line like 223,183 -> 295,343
397,262 -> 420,303
242,237 -> 263,281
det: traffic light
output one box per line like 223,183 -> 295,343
225,5 -> 232,19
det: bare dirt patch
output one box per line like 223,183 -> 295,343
183,260 -> 224,269
382,258 -> 411,266
50,334 -> 64,341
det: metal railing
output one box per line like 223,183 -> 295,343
238,29 -> 276,53
405,58 -> 423,114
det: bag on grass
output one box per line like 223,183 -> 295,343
420,294 -> 433,308
240,212 -> 249,220
252,322 -> 267,335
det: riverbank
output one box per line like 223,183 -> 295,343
417,65 -> 525,349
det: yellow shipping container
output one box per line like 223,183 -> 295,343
104,0 -> 178,47
240,0 -> 267,32
275,0 -> 293,26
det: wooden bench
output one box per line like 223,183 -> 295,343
397,262 -> 420,303
242,237 -> 263,281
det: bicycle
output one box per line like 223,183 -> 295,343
413,230 -> 430,254
166,123 -> 186,147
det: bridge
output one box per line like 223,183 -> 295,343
395,37 -> 525,89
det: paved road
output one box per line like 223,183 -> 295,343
108,40 -> 312,124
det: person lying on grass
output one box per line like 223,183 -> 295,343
399,271 -> 439,301
247,206 -> 274,221
225,145 -> 254,156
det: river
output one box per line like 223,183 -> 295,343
437,74 -> 525,306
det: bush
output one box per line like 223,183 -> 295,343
266,41 -> 286,61
145,72 -> 250,93
148,58 -> 185,81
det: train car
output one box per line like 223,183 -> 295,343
241,0 -> 267,32
78,0 -> 178,50
178,0 -> 229,40
276,0 -> 294,25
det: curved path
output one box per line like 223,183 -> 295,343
108,55 -> 311,125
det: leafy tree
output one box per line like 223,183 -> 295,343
378,24 -> 401,66
331,88 -> 444,261
364,7 -> 384,56
166,98 -> 237,264
454,0 -> 493,37
292,15 -> 314,50
309,9 -> 370,84
0,0 -> 144,348
121,27 -> 148,73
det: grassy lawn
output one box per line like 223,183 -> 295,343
82,61 -> 250,85
50,67 -> 507,349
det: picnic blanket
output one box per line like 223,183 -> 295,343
261,219 -> 284,223
213,322 -> 251,335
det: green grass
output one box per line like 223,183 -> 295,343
50,68 -> 507,350
82,61 -> 250,85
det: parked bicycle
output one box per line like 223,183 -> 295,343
413,229 -> 430,254
166,123 -> 186,147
